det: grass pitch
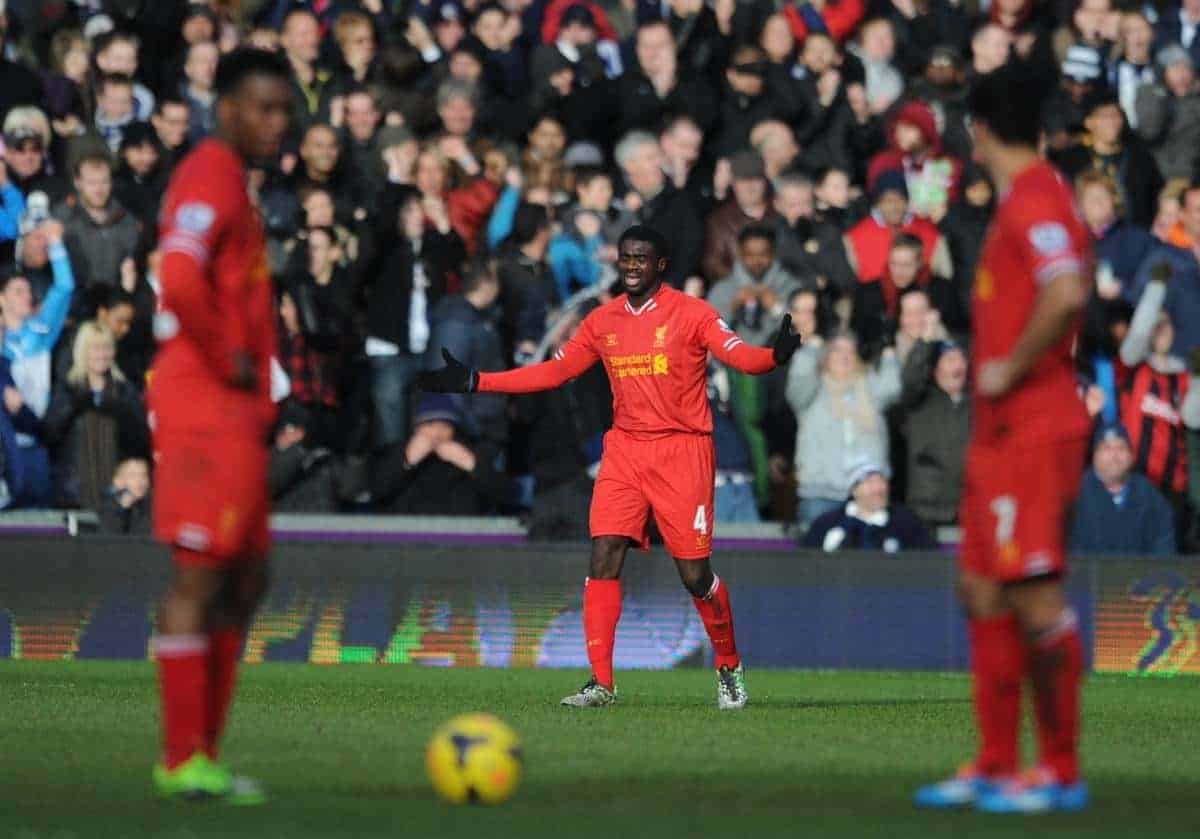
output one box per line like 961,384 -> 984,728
1,662 -> 1197,839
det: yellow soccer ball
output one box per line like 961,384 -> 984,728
425,713 -> 523,805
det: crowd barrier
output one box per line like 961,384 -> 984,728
2,536 -> 1196,675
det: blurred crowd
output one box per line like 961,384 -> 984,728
0,0 -> 1198,554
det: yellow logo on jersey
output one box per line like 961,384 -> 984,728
654,325 -> 668,347
607,352 -> 670,378
976,266 -> 994,301
605,333 -> 618,347
250,252 -> 271,285
1000,540 -> 1021,568
218,504 -> 240,538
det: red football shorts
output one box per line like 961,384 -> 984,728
153,430 -> 270,565
959,435 -> 1088,582
590,429 -> 715,560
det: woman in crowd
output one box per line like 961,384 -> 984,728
786,329 -> 901,525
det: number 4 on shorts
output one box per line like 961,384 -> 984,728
693,505 -> 708,535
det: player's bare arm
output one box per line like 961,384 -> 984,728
976,270 -> 1089,398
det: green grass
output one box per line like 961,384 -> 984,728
1,662 -> 1197,838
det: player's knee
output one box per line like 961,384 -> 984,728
589,537 -> 627,579
675,559 -> 713,598
956,573 -> 1003,618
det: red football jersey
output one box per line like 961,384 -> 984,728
478,284 -> 774,438
972,161 -> 1092,444
149,139 -> 277,437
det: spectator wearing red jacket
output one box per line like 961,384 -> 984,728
844,169 -> 950,287
782,0 -> 866,44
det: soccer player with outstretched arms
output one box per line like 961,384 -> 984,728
420,225 -> 801,709
146,49 -> 292,804
915,63 -> 1093,814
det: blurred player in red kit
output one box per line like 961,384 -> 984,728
147,49 -> 292,803
420,226 -> 801,709
915,63 -> 1093,814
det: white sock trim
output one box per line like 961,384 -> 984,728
704,575 -> 721,600
153,634 -> 210,657
1033,608 -> 1078,648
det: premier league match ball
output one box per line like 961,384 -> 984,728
425,713 -> 523,805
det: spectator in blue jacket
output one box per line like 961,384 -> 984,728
1,222 -> 75,423
803,461 -> 935,552
0,353 -> 47,508
1069,423 -> 1176,555
1125,183 -> 1200,354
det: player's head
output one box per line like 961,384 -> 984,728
967,61 -> 1045,171
617,225 -> 668,298
214,48 -> 293,160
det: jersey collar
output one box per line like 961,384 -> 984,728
624,285 -> 669,316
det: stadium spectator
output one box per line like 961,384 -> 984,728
771,172 -> 854,295
151,97 -> 191,171
1127,183 -> 1200,352
1110,12 -> 1157,130
703,149 -> 776,283
43,322 -> 148,510
281,9 -> 334,131
867,99 -> 962,220
1051,89 -> 1162,228
1069,423 -> 1175,554
708,225 -> 803,505
512,302 -> 611,539
425,260 -> 509,447
852,235 -> 956,357
365,185 -> 461,449
1136,45 -> 1200,182
180,41 -> 219,145
113,122 -> 166,232
1118,264 -> 1192,519
900,338 -> 969,526
615,130 -> 703,287
3,112 -> 68,212
787,330 -> 901,525
1154,0 -> 1200,70
617,21 -> 717,138
802,460 -> 935,551
0,352 -> 46,509
844,169 -> 950,286
56,152 -> 139,299
97,456 -> 152,535
497,203 -> 558,362
93,31 -> 154,121
94,73 -> 138,155
369,396 -> 509,514
709,366 -> 761,524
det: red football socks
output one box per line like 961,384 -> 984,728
969,613 -> 1024,777
206,627 -> 244,760
1028,609 -> 1083,784
582,577 -> 622,690
693,575 -> 740,670
156,633 -> 210,770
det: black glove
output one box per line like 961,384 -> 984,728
771,313 -> 802,365
417,348 -> 478,393
1150,261 -> 1173,285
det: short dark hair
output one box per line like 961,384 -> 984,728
0,273 -> 30,294
97,72 -> 134,94
890,232 -> 924,255
215,48 -> 293,98
573,166 -> 610,190
462,259 -> 499,295
154,96 -> 188,116
99,286 -> 137,311
738,224 -> 776,248
618,224 -> 667,260
511,203 -> 550,245
74,150 -> 113,177
968,61 -> 1045,146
